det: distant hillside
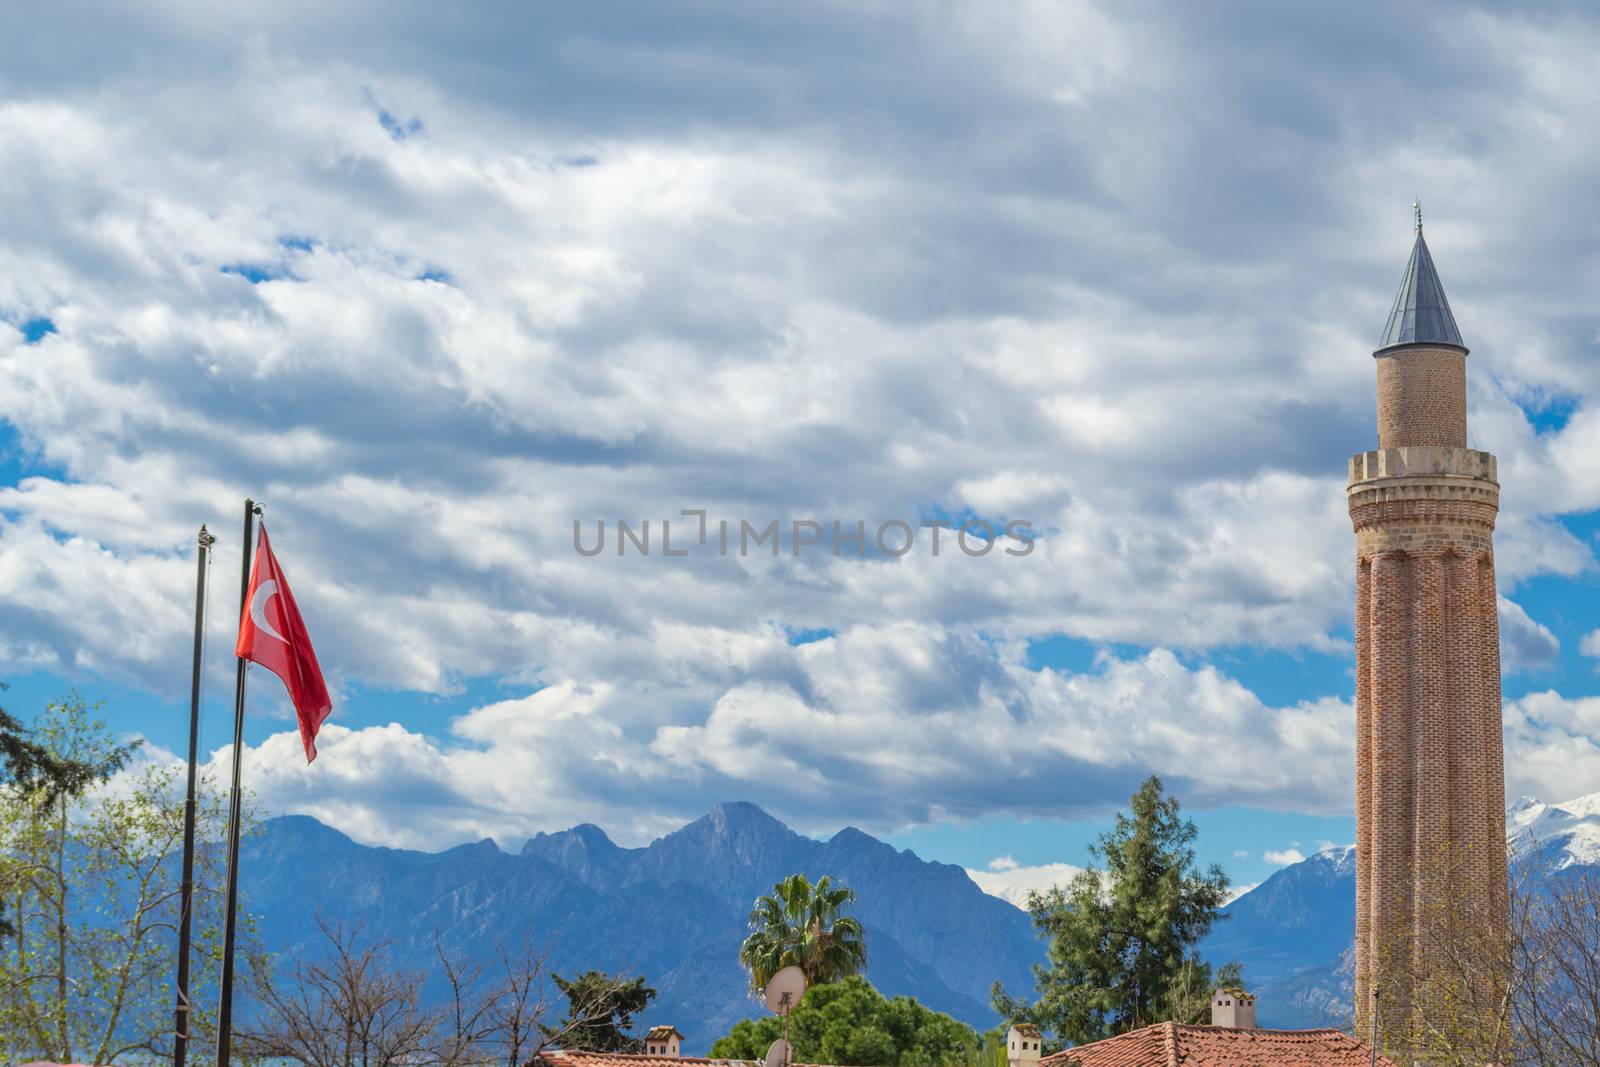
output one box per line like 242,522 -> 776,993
1200,845 -> 1356,1028
240,793 -> 1600,1041
1197,790 -> 1600,1028
241,802 -> 1042,1051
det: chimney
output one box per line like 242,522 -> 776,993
1210,988 -> 1256,1029
644,1026 -> 684,1057
1006,1024 -> 1042,1067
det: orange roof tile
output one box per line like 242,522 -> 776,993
1039,1023 -> 1398,1067
539,1049 -> 849,1067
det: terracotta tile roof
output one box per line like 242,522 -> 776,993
540,1050 -> 753,1067
1039,1023 -> 1398,1067
646,1026 -> 687,1041
539,1050 -> 848,1067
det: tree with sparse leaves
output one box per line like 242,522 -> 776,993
0,695 -> 221,1065
1511,868 -> 1600,1065
244,923 -> 631,1066
991,776 -> 1236,1043
242,918 -> 436,1067
0,685 -> 135,939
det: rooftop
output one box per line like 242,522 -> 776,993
1040,1023 -> 1397,1067
538,1050 -> 837,1067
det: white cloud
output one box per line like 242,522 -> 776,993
1264,848 -> 1306,867
1224,881 -> 1261,904
1499,596 -> 1561,673
966,860 -> 1084,909
2,2 -> 1600,845
653,634 -> 1360,825
1580,630 -> 1600,660
1503,691 -> 1600,805
96,633 -> 1369,850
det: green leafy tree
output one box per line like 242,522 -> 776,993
991,776 -> 1236,1043
712,975 -> 982,1067
953,1028 -> 1018,1067
540,970 -> 655,1051
0,684 -> 135,938
739,873 -> 868,993
0,695 -> 240,1064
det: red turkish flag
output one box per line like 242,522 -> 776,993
235,526 -> 333,763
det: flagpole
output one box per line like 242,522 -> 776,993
174,524 -> 215,1067
215,499 -> 259,1067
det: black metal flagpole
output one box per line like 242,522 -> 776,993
215,499 -> 259,1067
174,524 -> 215,1067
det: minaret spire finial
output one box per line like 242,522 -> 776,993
1378,198 -> 1463,351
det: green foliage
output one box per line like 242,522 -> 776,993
739,873 -> 868,992
946,1027 -> 1015,1067
991,776 -> 1236,1043
0,684 -> 136,938
541,970 -> 656,1051
710,975 -> 983,1067
0,695 -> 244,1064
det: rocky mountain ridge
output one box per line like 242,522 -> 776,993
242,802 -> 1040,1050
242,793 -> 1600,1040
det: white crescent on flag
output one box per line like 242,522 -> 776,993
236,524 -> 333,764
249,578 -> 287,644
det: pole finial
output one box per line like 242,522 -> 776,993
1413,199 -> 1423,234
198,524 -> 216,549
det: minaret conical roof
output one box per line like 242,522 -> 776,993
1378,227 -> 1464,352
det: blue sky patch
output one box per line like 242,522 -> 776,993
0,420 -> 66,485
1206,643 -> 1353,708
20,317 -> 56,343
1523,393 -> 1580,436
221,263 -> 289,283
1024,634 -> 1102,674
378,109 -> 424,142
785,626 -> 835,646
885,805 -> 1355,890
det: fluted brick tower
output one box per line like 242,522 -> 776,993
1349,210 -> 1507,1038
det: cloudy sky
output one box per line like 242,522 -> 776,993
3,1 -> 1599,896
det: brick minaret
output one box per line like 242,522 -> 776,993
1349,210 -> 1507,1037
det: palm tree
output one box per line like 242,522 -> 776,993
739,873 -> 868,993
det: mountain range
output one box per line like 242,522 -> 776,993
242,802 -> 1039,1051
239,794 -> 1600,1046
1199,791 -> 1600,1028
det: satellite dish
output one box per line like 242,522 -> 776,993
764,1038 -> 793,1067
763,965 -> 807,1015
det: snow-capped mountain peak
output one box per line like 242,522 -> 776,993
1509,791 -> 1600,869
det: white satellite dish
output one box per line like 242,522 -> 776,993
763,965 -> 807,1015
764,1038 -> 793,1067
